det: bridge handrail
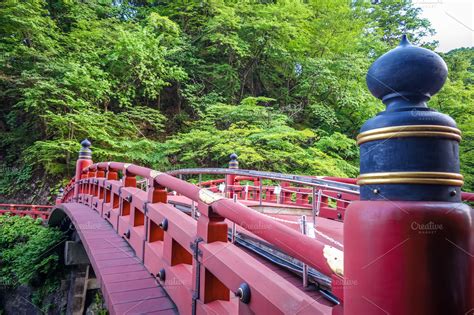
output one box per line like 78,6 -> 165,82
0,204 -> 52,220
61,164 -> 474,208
59,161 -> 345,313
168,168 -> 360,195
0,204 -> 53,209
180,169 -> 474,204
55,160 -> 474,313
72,162 -> 337,276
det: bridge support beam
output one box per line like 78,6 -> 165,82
64,240 -> 99,315
344,36 -> 472,314
65,241 -> 90,266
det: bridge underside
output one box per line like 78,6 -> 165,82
49,203 -> 178,315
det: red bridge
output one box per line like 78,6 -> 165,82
6,159 -> 472,314
2,38 -> 473,314
49,160 -> 353,315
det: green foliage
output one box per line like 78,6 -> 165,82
31,277 -> 60,310
0,0 -> 185,185
431,48 -> 474,191
91,291 -> 108,315
0,164 -> 32,198
363,0 -> 436,49
25,106 -> 166,175
0,0 -> 472,200
157,98 -> 359,177
0,215 -> 63,286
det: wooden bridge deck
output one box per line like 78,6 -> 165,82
56,203 -> 178,315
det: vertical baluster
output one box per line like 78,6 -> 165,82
300,215 -> 308,287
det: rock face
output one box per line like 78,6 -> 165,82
0,173 -> 56,205
0,285 -> 40,315
0,280 -> 70,314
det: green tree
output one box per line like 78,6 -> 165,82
364,0 -> 437,49
1,0 -> 472,202
0,215 -> 63,286
157,98 -> 359,177
431,48 -> 474,191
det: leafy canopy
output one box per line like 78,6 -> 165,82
0,215 -> 63,286
1,0 -> 472,200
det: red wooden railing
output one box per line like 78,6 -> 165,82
60,162 -> 345,314
0,161 -> 471,314
0,203 -> 52,220
168,168 -> 360,222
57,161 -> 474,314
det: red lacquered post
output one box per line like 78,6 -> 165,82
74,139 -> 93,201
225,153 -> 239,198
344,36 -> 472,314
193,190 -> 229,311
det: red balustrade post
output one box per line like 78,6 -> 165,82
148,173 -> 167,204
96,166 -> 106,200
87,169 -> 96,197
122,164 -> 137,188
280,182 -> 289,204
79,174 -> 86,196
194,193 -> 230,308
344,37 -> 472,314
105,166 -> 118,204
252,178 -> 260,201
106,166 -> 118,181
295,188 -> 304,205
74,139 -> 93,201
225,153 -> 239,198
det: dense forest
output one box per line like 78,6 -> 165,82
0,0 -> 473,203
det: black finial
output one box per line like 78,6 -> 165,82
366,35 -> 448,107
79,139 -> 92,159
229,153 -> 239,169
359,36 -> 461,202
81,139 -> 91,149
399,34 -> 411,46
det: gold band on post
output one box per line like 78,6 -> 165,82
357,125 -> 462,145
357,172 -> 464,186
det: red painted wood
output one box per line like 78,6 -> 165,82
0,204 -> 52,220
241,246 -> 334,307
52,203 -> 177,315
344,201 -> 472,314
57,161 -> 474,315
60,162 -> 343,314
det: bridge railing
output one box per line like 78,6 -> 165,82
62,165 -> 473,224
61,162 -> 344,314
169,168 -> 360,222
0,203 -> 52,220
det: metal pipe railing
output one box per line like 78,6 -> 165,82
167,168 -> 360,194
